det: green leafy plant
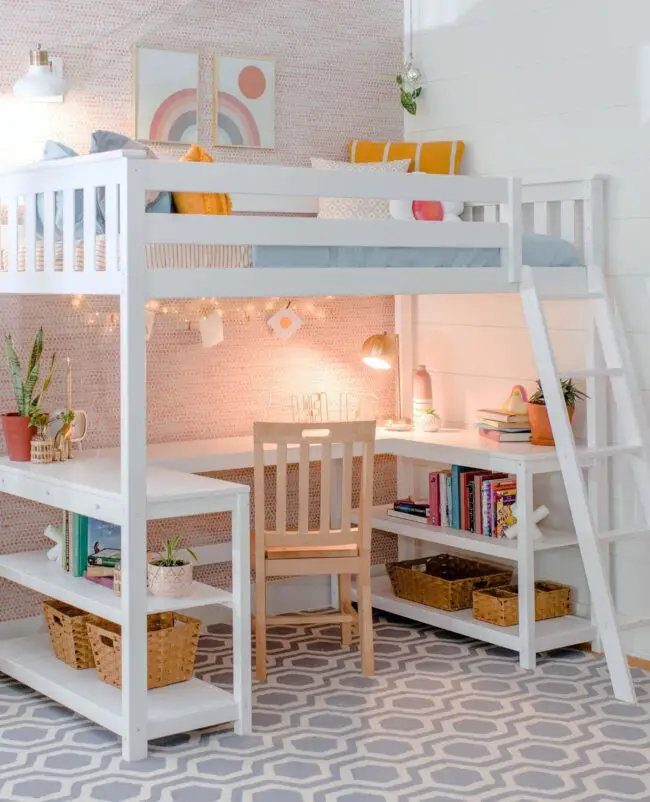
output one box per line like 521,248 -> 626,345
529,379 -> 588,408
396,73 -> 422,116
151,535 -> 198,568
4,328 -> 56,417
424,407 -> 437,415
57,410 -> 75,426
29,408 -> 50,438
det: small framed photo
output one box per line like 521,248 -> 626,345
134,46 -> 199,144
213,56 -> 275,149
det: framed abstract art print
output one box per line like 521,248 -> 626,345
134,47 -> 199,144
213,56 -> 275,149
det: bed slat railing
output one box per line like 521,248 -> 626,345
105,183 -> 119,273
83,186 -> 97,274
24,194 -> 36,274
62,189 -> 76,273
42,191 -> 55,273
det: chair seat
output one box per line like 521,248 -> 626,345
266,544 -> 359,560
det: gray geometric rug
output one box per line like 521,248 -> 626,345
0,614 -> 649,802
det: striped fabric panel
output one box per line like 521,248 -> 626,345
0,236 -> 251,271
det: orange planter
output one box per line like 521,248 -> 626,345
1,414 -> 36,461
528,402 -> 574,446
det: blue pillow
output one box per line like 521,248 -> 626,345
36,141 -> 90,240
89,130 -> 174,216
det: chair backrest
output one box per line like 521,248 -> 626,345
253,421 -> 376,552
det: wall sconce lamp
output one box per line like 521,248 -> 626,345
361,332 -> 411,431
13,45 -> 67,103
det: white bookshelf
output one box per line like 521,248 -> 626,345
354,505 -> 578,560
353,574 -> 596,653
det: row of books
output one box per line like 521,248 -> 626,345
387,465 -> 517,539
63,514 -> 121,590
476,407 -> 531,443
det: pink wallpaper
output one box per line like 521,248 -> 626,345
0,1 -> 403,620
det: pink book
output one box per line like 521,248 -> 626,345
85,575 -> 114,590
428,472 -> 441,526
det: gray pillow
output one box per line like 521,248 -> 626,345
36,141 -> 92,239
89,130 -> 174,215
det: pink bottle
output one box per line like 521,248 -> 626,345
412,365 -> 433,429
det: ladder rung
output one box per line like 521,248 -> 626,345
579,444 -> 643,461
558,368 -> 623,381
599,528 -> 650,543
618,615 -> 650,633
539,292 -> 605,301
558,368 -> 623,379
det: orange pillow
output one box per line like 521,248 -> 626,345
348,140 -> 465,175
173,145 -> 232,215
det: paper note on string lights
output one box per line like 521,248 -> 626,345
268,306 -> 302,340
199,310 -> 225,348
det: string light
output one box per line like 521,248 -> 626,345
69,296 -> 327,335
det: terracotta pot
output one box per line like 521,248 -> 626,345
528,402 -> 574,446
148,562 -> 193,597
1,414 -> 36,462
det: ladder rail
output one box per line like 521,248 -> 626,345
520,265 -> 636,703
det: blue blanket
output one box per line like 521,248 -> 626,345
252,233 -> 581,269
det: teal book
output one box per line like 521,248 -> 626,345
450,465 -> 473,530
70,514 -> 89,578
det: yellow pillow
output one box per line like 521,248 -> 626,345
173,145 -> 232,215
348,140 -> 465,175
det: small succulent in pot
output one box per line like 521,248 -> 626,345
422,407 -> 442,433
148,536 -> 198,598
528,379 -> 588,446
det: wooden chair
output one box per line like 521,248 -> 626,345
253,420 -> 376,681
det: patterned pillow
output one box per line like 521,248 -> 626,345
310,158 -> 411,220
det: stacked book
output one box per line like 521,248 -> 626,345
64,514 -> 121,590
428,466 -> 517,538
387,498 -> 429,522
476,407 -> 531,443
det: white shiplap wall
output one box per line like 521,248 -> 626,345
406,0 -> 650,658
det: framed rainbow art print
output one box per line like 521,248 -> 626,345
213,56 -> 275,149
134,46 -> 200,145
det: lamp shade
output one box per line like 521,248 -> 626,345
13,46 -> 67,101
361,332 -> 398,370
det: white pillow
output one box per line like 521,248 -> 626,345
310,158 -> 411,220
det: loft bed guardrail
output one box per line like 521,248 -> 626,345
0,151 -> 601,299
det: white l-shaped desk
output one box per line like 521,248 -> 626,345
108,426 -> 594,668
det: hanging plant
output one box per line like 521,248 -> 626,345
398,0 -> 424,116
396,73 -> 422,116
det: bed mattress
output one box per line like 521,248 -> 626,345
0,233 -> 580,272
252,233 -> 581,269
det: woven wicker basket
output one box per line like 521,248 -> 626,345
31,437 -> 54,464
473,581 -> 572,627
86,612 -> 200,689
42,599 -> 96,669
386,554 -> 512,612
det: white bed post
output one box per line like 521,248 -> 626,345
502,177 -> 523,284
119,155 -> 149,761
395,295 -> 417,561
516,466 -> 536,669
584,176 -> 610,652
232,493 -> 252,735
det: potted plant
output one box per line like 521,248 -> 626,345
2,328 -> 56,461
421,407 -> 442,433
29,408 -> 54,464
528,379 -> 588,446
148,536 -> 198,598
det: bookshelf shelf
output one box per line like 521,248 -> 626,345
0,633 -> 238,740
354,505 -> 578,560
354,574 -> 597,653
0,551 -> 233,624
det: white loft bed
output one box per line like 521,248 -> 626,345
0,152 -> 616,760
0,150 -> 604,299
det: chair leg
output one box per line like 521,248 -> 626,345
339,574 -> 352,646
255,563 -> 267,682
357,561 -> 374,677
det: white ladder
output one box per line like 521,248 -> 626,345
520,264 -> 650,704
